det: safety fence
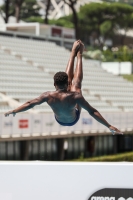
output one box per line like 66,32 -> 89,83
0,111 -> 133,138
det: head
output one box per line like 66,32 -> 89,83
54,71 -> 68,89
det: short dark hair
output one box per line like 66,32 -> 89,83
54,71 -> 68,86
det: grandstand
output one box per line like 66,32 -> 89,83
0,34 -> 133,113
0,33 -> 133,160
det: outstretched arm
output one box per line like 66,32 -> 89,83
76,94 -> 123,135
5,92 -> 49,117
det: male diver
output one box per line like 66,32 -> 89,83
5,40 -> 123,135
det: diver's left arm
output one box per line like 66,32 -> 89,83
76,94 -> 123,135
5,92 -> 49,117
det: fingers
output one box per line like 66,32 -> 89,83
4,111 -> 13,117
109,128 -> 116,135
109,128 -> 123,135
116,131 -> 123,135
4,113 -> 9,117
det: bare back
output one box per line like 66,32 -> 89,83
46,90 -> 80,123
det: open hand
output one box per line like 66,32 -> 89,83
5,110 -> 16,117
109,125 -> 123,135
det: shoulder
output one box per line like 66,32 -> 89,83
38,91 -> 51,102
65,91 -> 83,100
72,92 -> 86,104
74,92 -> 84,100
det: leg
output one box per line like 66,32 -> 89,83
71,42 -> 84,93
65,41 -> 80,90
71,42 -> 84,112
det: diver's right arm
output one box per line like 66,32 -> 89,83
5,92 -> 49,117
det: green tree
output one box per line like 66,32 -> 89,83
49,15 -> 73,28
0,0 -> 15,23
20,0 -> 41,21
0,0 -> 41,23
102,0 -> 133,5
78,2 -> 133,46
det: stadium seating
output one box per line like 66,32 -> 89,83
0,35 -> 133,113
0,94 -> 12,113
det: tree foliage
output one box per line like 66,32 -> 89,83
78,2 -> 133,45
48,2 -> 133,46
0,0 -> 41,23
49,16 -> 73,28
20,0 -> 41,21
102,0 -> 133,5
1,0 -> 133,48
0,0 -> 15,23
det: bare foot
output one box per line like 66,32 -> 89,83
71,40 -> 80,56
77,40 -> 85,55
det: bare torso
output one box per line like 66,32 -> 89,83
46,90 -> 80,123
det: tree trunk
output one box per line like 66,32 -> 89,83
71,3 -> 79,39
15,0 -> 23,23
15,3 -> 20,22
5,0 -> 10,23
63,0 -> 79,39
44,0 -> 51,24
121,31 -> 127,46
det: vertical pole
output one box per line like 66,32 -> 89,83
20,140 -> 29,160
57,138 -> 64,161
113,135 -> 117,154
36,23 -> 40,36
119,61 -> 121,76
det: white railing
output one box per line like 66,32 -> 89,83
0,111 -> 133,138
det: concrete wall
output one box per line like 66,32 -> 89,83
0,162 -> 132,200
101,62 -> 133,75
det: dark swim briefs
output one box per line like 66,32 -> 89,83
55,108 -> 80,126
